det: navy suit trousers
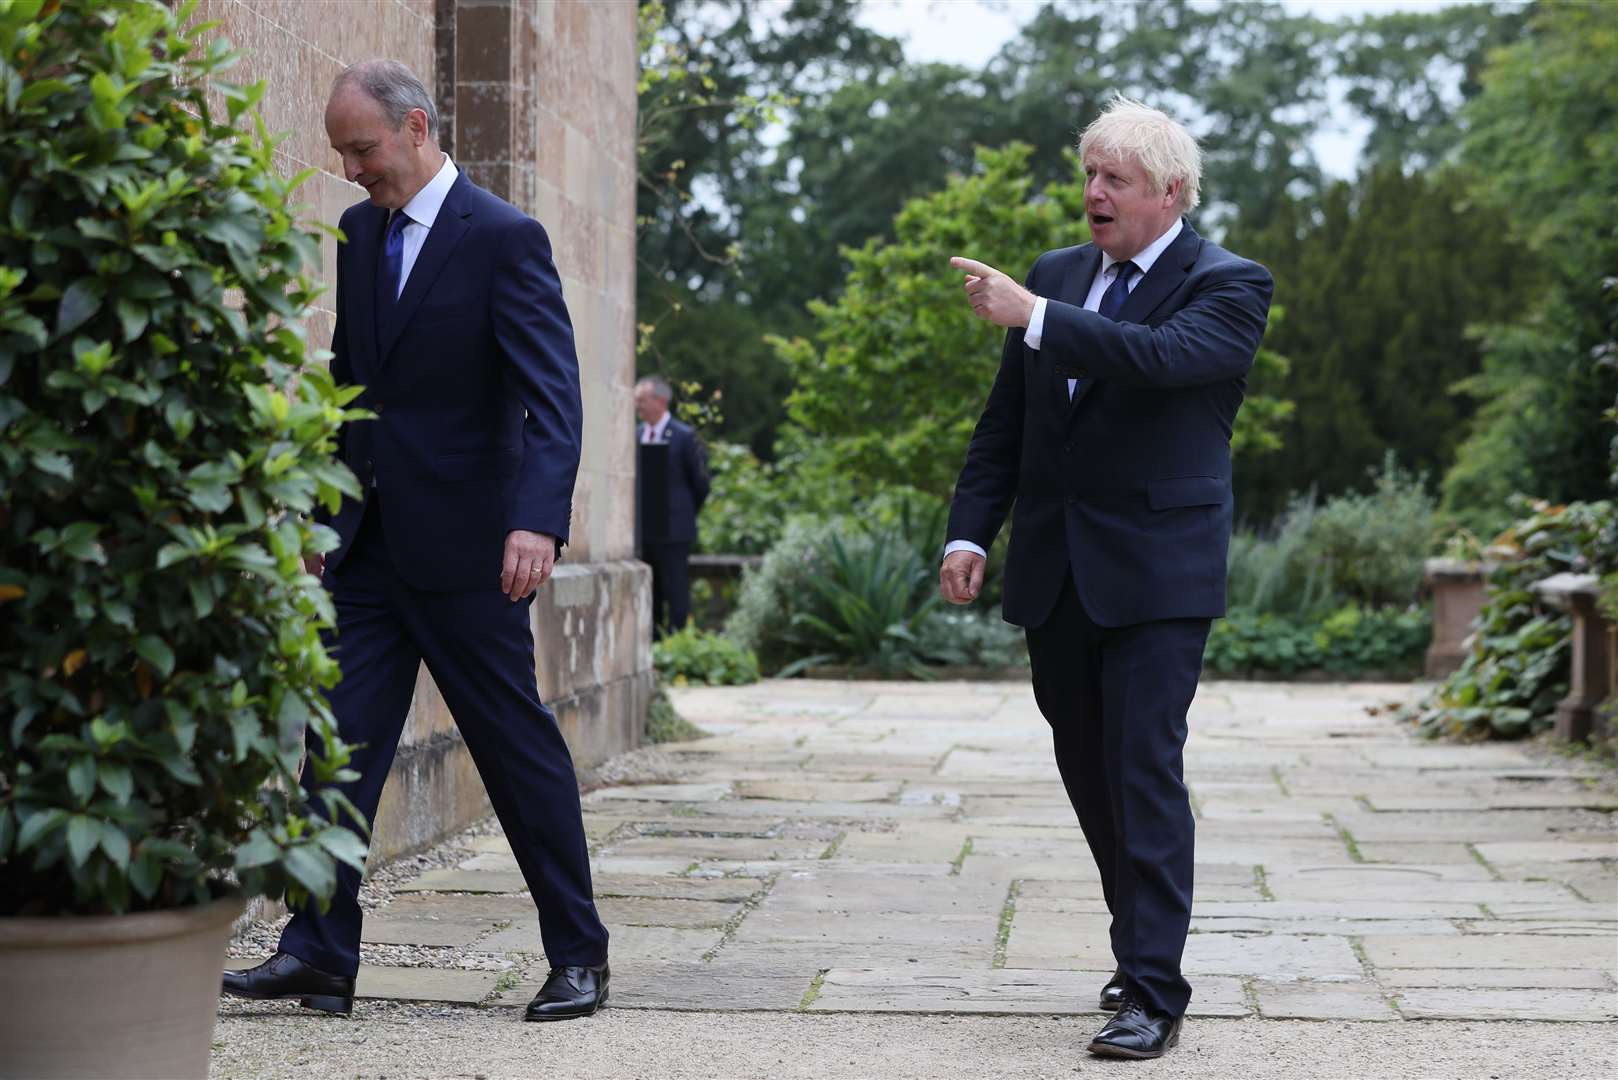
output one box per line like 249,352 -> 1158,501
1025,574 -> 1209,1017
279,498 -> 608,976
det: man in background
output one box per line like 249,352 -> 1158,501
635,375 -> 710,637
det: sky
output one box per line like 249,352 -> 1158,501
851,0 -> 1493,179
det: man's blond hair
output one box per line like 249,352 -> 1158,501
1077,96 -> 1202,213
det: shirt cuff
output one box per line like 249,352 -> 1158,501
943,539 -> 987,562
1024,296 -> 1048,350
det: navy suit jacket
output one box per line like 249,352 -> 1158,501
946,221 -> 1274,628
321,173 -> 583,592
641,417 -> 710,544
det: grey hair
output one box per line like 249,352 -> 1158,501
333,60 -> 438,138
1077,95 -> 1202,213
637,375 -> 673,402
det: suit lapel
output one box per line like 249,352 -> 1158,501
1117,221 -> 1201,324
347,205 -> 388,384
376,173 -> 475,368
1057,246 -> 1102,417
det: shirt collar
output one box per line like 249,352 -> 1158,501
1101,217 -> 1183,278
399,153 -> 457,229
648,412 -> 672,441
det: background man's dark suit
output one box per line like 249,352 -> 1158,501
277,171 -> 609,978
947,221 -> 1273,1017
640,416 -> 709,635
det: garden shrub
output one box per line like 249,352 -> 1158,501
652,624 -> 759,686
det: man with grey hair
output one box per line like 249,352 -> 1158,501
222,59 -> 610,1022
634,375 -> 710,637
941,96 -> 1273,1058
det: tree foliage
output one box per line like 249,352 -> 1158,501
1232,165 -> 1533,523
0,0 -> 367,915
1439,0 -> 1618,532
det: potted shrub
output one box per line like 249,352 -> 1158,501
0,2 -> 368,1075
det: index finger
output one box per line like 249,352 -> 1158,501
949,256 -> 998,278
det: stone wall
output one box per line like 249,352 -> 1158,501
190,1 -> 648,866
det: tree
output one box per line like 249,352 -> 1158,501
1440,0 -> 1618,531
1232,166 -> 1533,524
774,144 -> 1294,502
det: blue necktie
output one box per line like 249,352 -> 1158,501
1098,259 -> 1138,321
1069,261 -> 1139,399
382,210 -> 412,302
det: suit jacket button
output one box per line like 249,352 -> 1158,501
373,401 -> 384,414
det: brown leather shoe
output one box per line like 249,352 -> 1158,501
524,963 -> 609,1021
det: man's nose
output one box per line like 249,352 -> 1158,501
343,157 -> 362,183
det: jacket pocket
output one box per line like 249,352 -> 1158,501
1147,475 -> 1227,510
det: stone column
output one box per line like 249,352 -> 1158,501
1533,573 -> 1614,744
1422,558 -> 1494,679
432,0 -> 651,778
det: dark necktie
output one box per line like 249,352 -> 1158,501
382,210 -> 413,302
1069,260 -> 1140,400
1098,259 -> 1138,321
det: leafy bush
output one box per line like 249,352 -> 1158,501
726,515 -> 836,673
775,528 -> 942,677
1204,605 -> 1431,678
1401,499 -> 1616,740
0,1 -> 367,916
1229,456 -> 1436,617
915,609 -> 1027,669
1305,455 -> 1437,607
652,625 -> 759,686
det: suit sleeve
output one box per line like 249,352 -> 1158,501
1039,259 -> 1273,389
316,211 -> 357,527
493,217 -> 584,544
687,432 -> 710,511
945,259 -> 1041,551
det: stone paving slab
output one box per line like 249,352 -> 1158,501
396,868 -> 529,894
808,968 -> 1249,1017
361,917 -> 495,947
1379,968 -> 1615,990
1362,935 -> 1613,970
593,874 -> 766,903
1396,987 -> 1618,1021
1252,979 -> 1397,1020
493,962 -> 815,1012
354,966 -> 500,1004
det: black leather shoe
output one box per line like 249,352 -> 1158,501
524,963 -> 609,1021
222,951 -> 355,1015
1099,969 -> 1126,1011
1087,994 -> 1182,1059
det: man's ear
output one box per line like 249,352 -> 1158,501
1163,178 -> 1183,209
407,108 -> 429,147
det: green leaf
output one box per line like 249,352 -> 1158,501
67,815 -> 98,867
99,822 -> 130,870
313,825 -> 368,870
283,843 -> 336,902
17,808 -> 67,853
54,279 -> 105,339
128,851 -> 162,899
134,635 -> 174,678
97,761 -> 134,804
67,754 -> 97,803
234,829 -> 281,870
115,298 -> 148,342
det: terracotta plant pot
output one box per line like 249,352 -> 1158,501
0,892 -> 245,1079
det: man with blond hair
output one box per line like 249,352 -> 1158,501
941,97 -> 1273,1058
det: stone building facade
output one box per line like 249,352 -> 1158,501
191,0 -> 649,861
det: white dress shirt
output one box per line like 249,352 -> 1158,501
391,153 -> 458,299
944,218 -> 1185,563
640,412 -> 672,444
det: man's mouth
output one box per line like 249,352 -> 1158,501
1090,213 -> 1114,225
